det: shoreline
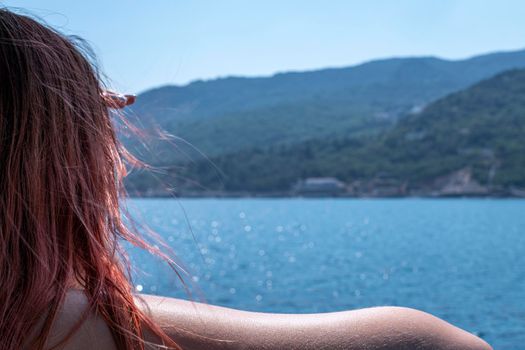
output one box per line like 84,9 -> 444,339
127,192 -> 525,199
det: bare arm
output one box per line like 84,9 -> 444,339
138,294 -> 492,350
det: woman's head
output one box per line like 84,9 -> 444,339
0,8 -> 177,349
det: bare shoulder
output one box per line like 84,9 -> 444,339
138,294 -> 492,350
45,290 -> 117,350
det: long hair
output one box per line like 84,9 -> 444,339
0,8 -> 180,350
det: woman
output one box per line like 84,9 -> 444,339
0,8 -> 491,350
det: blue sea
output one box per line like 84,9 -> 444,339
127,198 -> 525,349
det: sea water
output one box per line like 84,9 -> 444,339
127,198 -> 525,349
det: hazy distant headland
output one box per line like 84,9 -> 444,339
123,49 -> 525,198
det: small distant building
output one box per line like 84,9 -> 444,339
293,177 -> 346,196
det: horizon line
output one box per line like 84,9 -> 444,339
137,46 -> 525,95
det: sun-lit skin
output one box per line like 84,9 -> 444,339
48,290 -> 492,350
0,8 -> 492,350
101,90 -> 136,109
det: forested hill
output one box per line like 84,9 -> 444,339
131,68 -> 525,196
129,49 -> 525,159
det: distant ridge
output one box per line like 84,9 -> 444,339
140,47 -> 525,91
129,48 -> 525,160
158,68 -> 525,196
124,50 -> 525,195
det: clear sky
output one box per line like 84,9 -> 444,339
2,0 -> 525,93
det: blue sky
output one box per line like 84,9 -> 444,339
2,0 -> 525,93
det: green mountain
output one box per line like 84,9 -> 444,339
137,68 -> 525,196
130,49 -> 525,159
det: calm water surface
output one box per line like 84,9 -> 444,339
127,198 -> 525,350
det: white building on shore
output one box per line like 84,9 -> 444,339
292,177 -> 346,196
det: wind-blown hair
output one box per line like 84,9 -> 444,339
0,8 -> 179,350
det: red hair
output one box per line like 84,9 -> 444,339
0,8 -> 180,349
